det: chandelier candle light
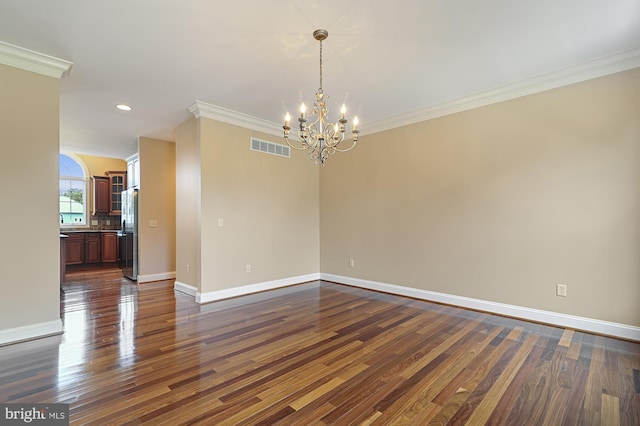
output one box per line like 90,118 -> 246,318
283,29 -> 359,165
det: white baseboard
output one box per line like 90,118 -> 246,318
138,271 -> 176,283
174,280 -> 198,297
176,273 -> 321,304
0,319 -> 63,346
321,273 -> 640,341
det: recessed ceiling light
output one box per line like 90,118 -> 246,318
115,104 -> 132,111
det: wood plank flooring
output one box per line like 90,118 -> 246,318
0,267 -> 638,425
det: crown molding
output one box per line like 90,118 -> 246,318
189,47 -> 640,138
189,100 -> 283,138
0,41 -> 73,79
364,46 -> 640,136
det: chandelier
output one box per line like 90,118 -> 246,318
283,29 -> 359,166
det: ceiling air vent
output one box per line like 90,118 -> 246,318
250,137 -> 290,158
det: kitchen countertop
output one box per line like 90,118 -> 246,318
60,230 -> 121,233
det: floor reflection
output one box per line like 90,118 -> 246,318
57,267 -> 141,388
117,285 -> 137,368
58,308 -> 87,375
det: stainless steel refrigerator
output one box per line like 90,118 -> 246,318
121,188 -> 138,280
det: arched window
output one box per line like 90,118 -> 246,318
59,154 -> 88,226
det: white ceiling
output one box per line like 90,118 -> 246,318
1,0 -> 639,159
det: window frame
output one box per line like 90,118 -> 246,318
59,153 -> 90,228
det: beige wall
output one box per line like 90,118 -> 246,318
175,117 -> 201,288
75,153 -> 127,177
176,117 -> 319,294
199,120 -> 319,292
0,64 -> 61,331
138,137 -> 176,279
320,68 -> 640,327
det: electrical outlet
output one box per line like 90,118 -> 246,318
186,264 -> 190,273
149,219 -> 158,228
106,220 -> 110,225
218,218 -> 224,227
246,264 -> 251,273
349,259 -> 355,268
556,284 -> 567,297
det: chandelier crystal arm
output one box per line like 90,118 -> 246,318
282,29 -> 360,166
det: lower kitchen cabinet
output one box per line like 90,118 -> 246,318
85,233 -> 102,264
64,231 -> 119,266
65,233 -> 84,265
101,232 -> 118,263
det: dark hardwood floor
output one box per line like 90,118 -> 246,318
0,267 -> 638,425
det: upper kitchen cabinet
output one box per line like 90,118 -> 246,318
106,171 -> 126,214
127,154 -> 139,189
93,171 -> 127,215
92,176 -> 110,215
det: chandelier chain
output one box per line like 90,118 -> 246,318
319,40 -> 323,90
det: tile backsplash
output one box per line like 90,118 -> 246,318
90,214 -> 121,229
63,214 -> 121,231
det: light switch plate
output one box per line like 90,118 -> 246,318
149,219 -> 158,228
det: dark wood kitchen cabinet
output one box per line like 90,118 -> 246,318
64,232 -> 118,266
101,232 -> 118,263
106,171 -> 126,215
60,235 -> 67,283
65,233 -> 85,265
85,233 -> 102,264
93,176 -> 110,215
